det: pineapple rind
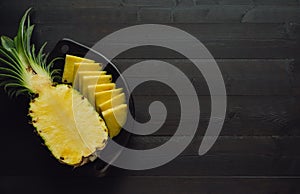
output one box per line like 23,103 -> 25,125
29,84 -> 108,165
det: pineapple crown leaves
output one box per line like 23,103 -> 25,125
0,8 -> 61,97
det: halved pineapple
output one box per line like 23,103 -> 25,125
98,93 -> 126,112
62,55 -> 94,83
102,104 -> 128,138
0,9 -> 108,166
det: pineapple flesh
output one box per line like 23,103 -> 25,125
29,84 -> 108,165
63,55 -> 94,83
0,9 -> 108,166
65,57 -> 129,138
102,104 -> 128,138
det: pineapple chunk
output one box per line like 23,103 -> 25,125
80,75 -> 112,98
98,93 -> 126,112
62,55 -> 94,83
73,62 -> 102,82
87,83 -> 116,106
74,71 -> 107,90
102,104 -> 128,138
95,88 -> 123,107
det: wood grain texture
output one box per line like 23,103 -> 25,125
1,177 -> 299,194
113,59 -> 295,95
242,6 -> 300,23
131,96 -> 300,136
0,0 -> 299,193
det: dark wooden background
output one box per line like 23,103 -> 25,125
0,0 -> 300,193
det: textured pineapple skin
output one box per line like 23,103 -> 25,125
29,84 -> 108,166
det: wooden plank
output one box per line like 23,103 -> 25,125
0,135 -> 300,176
0,0 -> 35,10
112,59 -> 294,96
35,23 -> 296,41
37,38 -> 298,59
252,0 -> 300,5
173,5 -> 253,23
107,137 -> 300,176
1,177 -> 299,194
194,0 -> 300,6
112,154 -> 300,176
290,60 -> 300,95
126,136 -> 300,157
0,7 -> 138,25
138,8 -> 172,23
37,0 -> 123,8
36,7 -> 139,24
0,95 -> 299,137
3,5 -> 300,25
123,0 -> 176,7
242,6 -> 300,23
131,96 -> 300,136
30,23 -> 298,54
107,39 -> 298,59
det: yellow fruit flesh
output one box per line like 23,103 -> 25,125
87,83 -> 116,107
74,71 -> 107,90
98,93 -> 126,112
74,62 -> 102,77
102,104 -> 128,138
95,88 -> 123,107
88,83 -> 116,93
62,55 -> 94,83
62,55 -> 128,139
80,75 -> 112,98
29,84 -> 108,165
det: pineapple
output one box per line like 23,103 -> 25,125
98,93 -> 126,112
88,83 -> 116,93
74,62 -> 102,76
74,70 -> 107,91
0,9 -> 108,166
95,88 -> 123,107
80,75 -> 112,98
102,104 -> 128,138
63,55 -> 94,83
87,83 -> 116,106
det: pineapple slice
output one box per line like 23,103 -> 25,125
73,62 -> 102,82
87,83 -> 116,106
95,88 -> 123,107
74,71 -> 107,90
62,55 -> 94,83
87,83 -> 116,94
98,93 -> 126,112
80,75 -> 112,98
102,104 -> 128,138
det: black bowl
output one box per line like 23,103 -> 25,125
48,38 -> 135,177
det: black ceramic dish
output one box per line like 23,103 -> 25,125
48,38 -> 135,177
